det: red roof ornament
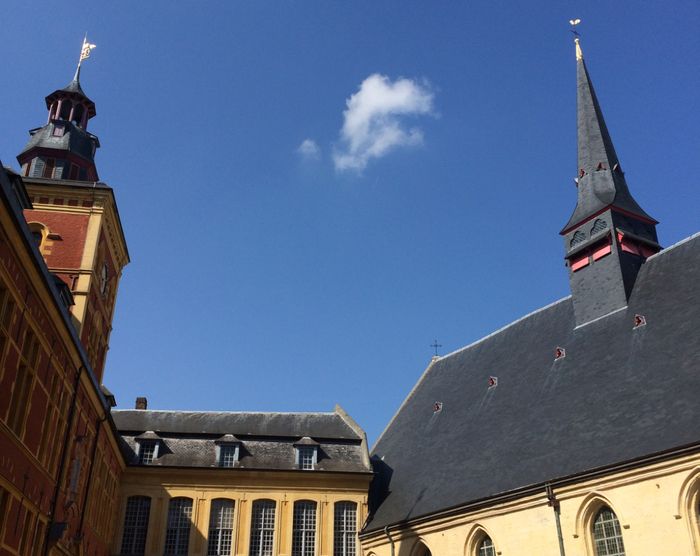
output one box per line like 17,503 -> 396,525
555,347 -> 566,360
633,314 -> 647,328
433,401 -> 443,413
488,376 -> 498,388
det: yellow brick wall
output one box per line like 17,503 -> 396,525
361,452 -> 700,556
114,468 -> 370,556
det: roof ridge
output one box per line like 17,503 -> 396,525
646,231 -> 700,262
439,296 -> 572,361
371,295 -> 571,453
111,409 -> 338,416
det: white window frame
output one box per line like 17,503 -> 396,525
136,439 -> 159,465
216,443 -> 240,468
295,446 -> 317,470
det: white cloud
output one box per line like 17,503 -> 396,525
297,138 -> 321,159
333,74 -> 434,172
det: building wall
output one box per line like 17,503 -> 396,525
116,468 -> 370,556
360,451 -> 700,556
22,181 -> 128,383
0,171 -> 124,556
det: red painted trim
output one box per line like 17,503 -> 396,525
561,205 -> 658,235
592,244 -> 612,261
571,254 -> 590,272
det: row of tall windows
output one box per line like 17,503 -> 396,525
0,485 -> 46,556
121,496 -> 358,556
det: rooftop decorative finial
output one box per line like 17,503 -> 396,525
569,19 -> 583,60
73,34 -> 97,81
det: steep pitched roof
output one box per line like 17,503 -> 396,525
366,233 -> 700,531
562,39 -> 655,233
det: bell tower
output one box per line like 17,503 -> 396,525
18,39 -> 129,382
561,38 -> 660,328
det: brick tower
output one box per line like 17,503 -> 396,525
16,50 -> 129,382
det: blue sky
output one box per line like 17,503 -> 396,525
1,1 -> 698,445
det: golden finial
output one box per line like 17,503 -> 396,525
569,19 -> 583,60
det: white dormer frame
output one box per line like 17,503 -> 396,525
135,436 -> 160,464
215,442 -> 240,468
295,445 -> 318,470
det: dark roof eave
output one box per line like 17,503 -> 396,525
362,440 -> 700,535
125,464 -> 374,476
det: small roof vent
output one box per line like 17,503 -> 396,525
554,347 -> 566,360
633,314 -> 647,328
433,402 -> 443,413
488,376 -> 498,389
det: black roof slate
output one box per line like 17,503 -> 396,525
562,43 -> 655,232
113,409 -> 370,473
112,409 -> 362,440
367,233 -> 700,531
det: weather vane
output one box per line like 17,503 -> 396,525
77,34 -> 97,70
569,18 -> 582,38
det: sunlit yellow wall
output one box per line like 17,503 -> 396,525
361,452 -> 700,556
114,467 -> 371,556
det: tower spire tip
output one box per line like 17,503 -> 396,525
569,18 -> 583,60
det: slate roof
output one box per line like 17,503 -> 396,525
562,41 -> 655,233
366,233 -> 700,531
112,409 -> 371,473
20,122 -> 99,163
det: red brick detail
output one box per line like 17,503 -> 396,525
23,209 -> 89,269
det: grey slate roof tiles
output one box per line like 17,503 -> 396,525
112,410 -> 370,473
367,233 -> 700,531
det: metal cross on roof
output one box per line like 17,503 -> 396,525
430,339 -> 443,357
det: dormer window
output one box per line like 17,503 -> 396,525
215,434 -> 241,468
218,444 -> 239,468
137,440 -> 158,464
294,437 -> 319,470
298,446 -> 316,470
135,431 -> 161,465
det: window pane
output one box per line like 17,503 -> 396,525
592,507 -> 626,556
477,536 -> 495,556
121,496 -> 151,556
164,498 -> 192,556
208,499 -> 234,556
292,501 -> 316,556
249,500 -> 275,556
298,447 -> 315,470
139,441 -> 156,465
219,445 -> 237,468
333,502 -> 357,556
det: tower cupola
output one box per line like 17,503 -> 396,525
561,38 -> 661,327
17,41 -> 100,182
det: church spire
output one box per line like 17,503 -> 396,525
562,37 -> 656,234
561,33 -> 661,327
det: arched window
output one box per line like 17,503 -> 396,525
333,501 -> 357,556
476,535 -> 495,556
292,500 -> 316,556
591,218 -> 608,235
249,499 -> 275,556
592,506 -> 626,556
59,101 -> 72,120
27,223 -> 46,250
120,496 -> 151,556
164,497 -> 193,556
413,541 -> 432,556
571,230 -> 586,247
208,499 -> 234,556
